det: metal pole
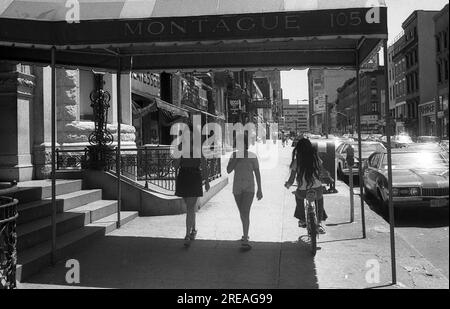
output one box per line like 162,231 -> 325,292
383,40 -> 397,285
116,57 -> 122,228
325,95 -> 329,139
435,95 -> 440,140
355,54 -> 366,239
50,47 -> 57,265
349,164 -> 355,222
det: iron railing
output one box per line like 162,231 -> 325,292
0,196 -> 18,289
56,146 -> 222,193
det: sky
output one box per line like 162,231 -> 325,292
281,0 -> 449,105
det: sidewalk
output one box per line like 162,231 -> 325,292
18,145 -> 449,289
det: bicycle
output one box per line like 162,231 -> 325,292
286,183 -> 321,256
304,189 -> 320,256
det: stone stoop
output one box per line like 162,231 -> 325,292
9,179 -> 138,282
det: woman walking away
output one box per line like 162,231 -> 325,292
175,125 -> 210,247
227,133 -> 263,250
285,138 -> 328,234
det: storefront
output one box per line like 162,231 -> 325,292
131,72 -> 189,146
418,101 -> 437,136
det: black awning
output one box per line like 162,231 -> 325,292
132,96 -> 189,119
0,0 -> 387,71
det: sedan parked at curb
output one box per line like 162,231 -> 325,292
336,141 -> 386,178
363,149 -> 449,208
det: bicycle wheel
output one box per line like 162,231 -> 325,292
307,206 -> 317,256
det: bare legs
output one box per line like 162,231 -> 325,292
184,197 -> 198,239
233,192 -> 255,241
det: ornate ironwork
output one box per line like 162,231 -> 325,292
0,197 -> 18,289
56,149 -> 88,170
55,147 -> 222,193
87,74 -> 114,170
88,77 -> 113,147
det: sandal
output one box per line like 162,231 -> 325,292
241,236 -> 252,250
184,235 -> 191,247
298,220 -> 307,228
317,224 -> 326,234
190,229 -> 197,240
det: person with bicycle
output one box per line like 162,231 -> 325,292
284,138 -> 328,234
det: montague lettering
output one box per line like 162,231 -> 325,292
124,14 -> 303,37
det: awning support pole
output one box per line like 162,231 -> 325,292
355,52 -> 366,239
383,40 -> 397,285
116,57 -> 122,228
50,47 -> 57,265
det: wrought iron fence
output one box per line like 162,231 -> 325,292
0,197 -> 18,289
56,149 -> 88,170
56,146 -> 222,193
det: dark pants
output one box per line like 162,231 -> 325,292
294,189 -> 328,222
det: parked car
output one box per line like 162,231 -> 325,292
381,134 -> 414,148
416,136 -> 440,143
405,142 -> 449,161
336,141 -> 386,178
405,142 -> 443,152
363,149 -> 449,208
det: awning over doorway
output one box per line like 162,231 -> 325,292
0,0 -> 387,72
132,96 -> 189,119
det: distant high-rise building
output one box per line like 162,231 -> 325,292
281,99 -> 309,134
308,69 -> 355,134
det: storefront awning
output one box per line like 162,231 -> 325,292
182,104 -> 226,120
132,97 -> 189,118
0,0 -> 387,72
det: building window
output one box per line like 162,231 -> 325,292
437,62 -> 442,83
445,60 -> 449,81
436,36 -> 441,53
406,76 -> 410,93
444,31 -> 448,49
415,72 -> 419,91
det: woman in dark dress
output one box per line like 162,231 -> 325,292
174,125 -> 210,247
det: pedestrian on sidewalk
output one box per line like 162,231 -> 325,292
285,138 -> 328,234
227,132 -> 263,250
174,124 -> 210,247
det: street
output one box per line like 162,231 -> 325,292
17,143 -> 449,289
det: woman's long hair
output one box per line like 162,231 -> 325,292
292,138 -> 321,188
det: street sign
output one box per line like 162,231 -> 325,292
252,99 -> 272,109
314,93 -> 326,113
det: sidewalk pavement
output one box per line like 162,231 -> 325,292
18,144 -> 449,289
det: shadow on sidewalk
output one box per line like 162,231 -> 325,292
21,236 -> 319,289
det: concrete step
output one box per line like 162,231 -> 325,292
17,189 -> 103,225
91,211 -> 139,234
67,200 -> 118,224
11,180 -> 83,204
16,211 -> 138,282
17,212 -> 88,251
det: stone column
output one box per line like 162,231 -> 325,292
32,66 -> 54,179
0,62 -> 35,182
